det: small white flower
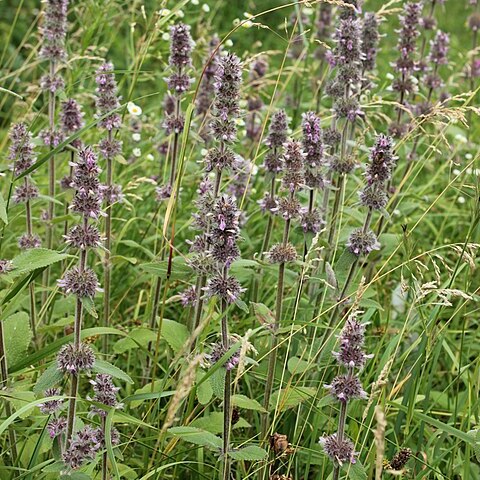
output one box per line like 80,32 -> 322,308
132,133 -> 141,142
303,7 -> 314,15
455,133 -> 467,144
475,169 -> 480,176
147,153 -> 154,161
386,73 -> 394,80
191,0 -> 199,4
225,39 -> 233,47
158,8 -> 170,16
162,32 -> 170,41
127,102 -> 142,116
393,209 -> 401,216
242,20 -> 253,28
457,196 -> 466,204
132,148 -> 141,158
202,3 -> 210,12
175,9 -> 184,18
467,167 -> 473,175
411,76 -> 418,85
201,148 -> 208,156
465,153 -> 473,160
452,169 -> 461,176
252,165 -> 259,175
243,12 -> 253,19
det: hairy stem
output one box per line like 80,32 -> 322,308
65,246 -> 87,443
43,60 -> 57,306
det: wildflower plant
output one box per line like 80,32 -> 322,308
57,146 -> 103,444
39,0 -> 69,251
320,314 -> 371,480
9,123 -> 40,339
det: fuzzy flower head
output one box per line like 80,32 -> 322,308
58,267 -> 101,297
71,147 -> 101,192
267,242 -> 297,264
346,228 -> 380,256
428,30 -> 449,66
8,123 -> 36,176
57,342 -> 95,375
325,374 -> 367,402
210,195 -> 241,268
320,434 -> 357,465
90,374 -> 122,417
266,110 -> 289,149
204,274 -> 244,304
64,224 -> 103,250
39,388 -> 64,414
333,318 -> 372,370
62,425 -> 101,469
333,17 -> 363,67
300,208 -> 324,234
47,416 -> 67,438
394,2 -> 422,75
365,134 -> 396,185
361,12 -> 379,72
206,340 -> 240,370
95,62 -> 121,131
39,0 -> 69,61
0,260 -> 14,275
18,233 -> 42,250
13,182 -> 39,204
282,140 -> 305,193
180,285 -> 197,307
302,111 -> 324,169
60,99 -> 84,138
169,23 -> 194,69
211,52 -> 243,143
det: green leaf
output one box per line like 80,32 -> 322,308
344,459 -> 367,480
270,387 -> 316,412
3,312 -> 32,365
231,394 -> 266,413
34,363 -> 64,395
81,296 -> 98,319
210,368 -> 226,399
113,328 -> 156,354
287,357 -> 312,375
229,445 -> 267,461
0,190 -> 8,224
8,249 -> 70,278
105,407 -> 121,480
93,359 -> 133,384
140,257 -> 192,280
251,302 -> 275,328
190,412 -> 249,434
161,319 -> 189,353
8,389 -> 36,419
168,426 -> 222,450
196,370 -> 213,405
